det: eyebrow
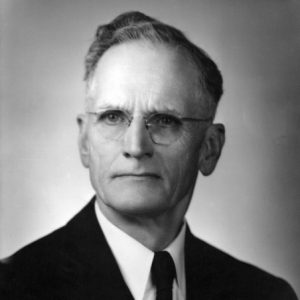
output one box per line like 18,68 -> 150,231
93,105 -> 131,114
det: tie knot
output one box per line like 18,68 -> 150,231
151,251 -> 176,292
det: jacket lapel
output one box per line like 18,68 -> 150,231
59,197 -> 134,300
185,226 -> 221,300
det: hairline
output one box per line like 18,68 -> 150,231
84,39 -> 217,118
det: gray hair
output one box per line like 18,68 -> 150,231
84,11 -> 223,114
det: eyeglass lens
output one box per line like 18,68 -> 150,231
92,110 -> 182,145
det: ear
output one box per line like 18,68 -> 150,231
77,114 -> 90,168
198,123 -> 225,176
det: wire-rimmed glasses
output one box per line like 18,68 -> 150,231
87,110 -> 211,145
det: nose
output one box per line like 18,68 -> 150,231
122,117 -> 154,159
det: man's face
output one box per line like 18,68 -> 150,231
78,41 -> 210,218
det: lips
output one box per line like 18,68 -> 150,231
112,172 -> 161,179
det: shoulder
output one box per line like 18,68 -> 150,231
0,200 -> 97,299
0,223 -> 71,299
1,224 -> 67,268
0,202 -> 86,271
1,199 -> 96,265
185,228 -> 298,299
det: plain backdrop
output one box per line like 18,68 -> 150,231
1,0 -> 299,296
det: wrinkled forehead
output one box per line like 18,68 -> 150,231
86,41 -> 204,116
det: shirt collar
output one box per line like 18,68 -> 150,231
95,201 -> 186,300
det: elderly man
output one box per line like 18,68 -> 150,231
0,11 -> 297,300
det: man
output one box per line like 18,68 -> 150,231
0,11 -> 297,300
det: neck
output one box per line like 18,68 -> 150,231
96,195 -> 191,251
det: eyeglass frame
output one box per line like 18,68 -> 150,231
86,110 -> 212,145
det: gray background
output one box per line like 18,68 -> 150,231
1,0 -> 299,295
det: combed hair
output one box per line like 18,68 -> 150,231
84,11 -> 223,108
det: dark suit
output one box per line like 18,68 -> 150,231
0,198 -> 298,299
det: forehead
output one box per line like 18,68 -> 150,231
88,41 -> 201,115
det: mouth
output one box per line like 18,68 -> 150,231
113,173 -> 161,179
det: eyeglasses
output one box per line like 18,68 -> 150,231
87,110 -> 211,145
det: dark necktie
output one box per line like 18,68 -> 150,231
151,251 -> 176,300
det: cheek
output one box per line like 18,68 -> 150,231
88,139 -> 120,183
161,141 -> 200,190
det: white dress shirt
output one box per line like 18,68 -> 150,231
95,202 -> 186,300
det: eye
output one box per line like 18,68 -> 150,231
99,110 -> 127,125
149,114 -> 181,127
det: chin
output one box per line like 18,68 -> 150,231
104,188 -> 171,217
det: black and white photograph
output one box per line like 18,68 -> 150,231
1,0 -> 299,299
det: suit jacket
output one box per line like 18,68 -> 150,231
0,198 -> 298,300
